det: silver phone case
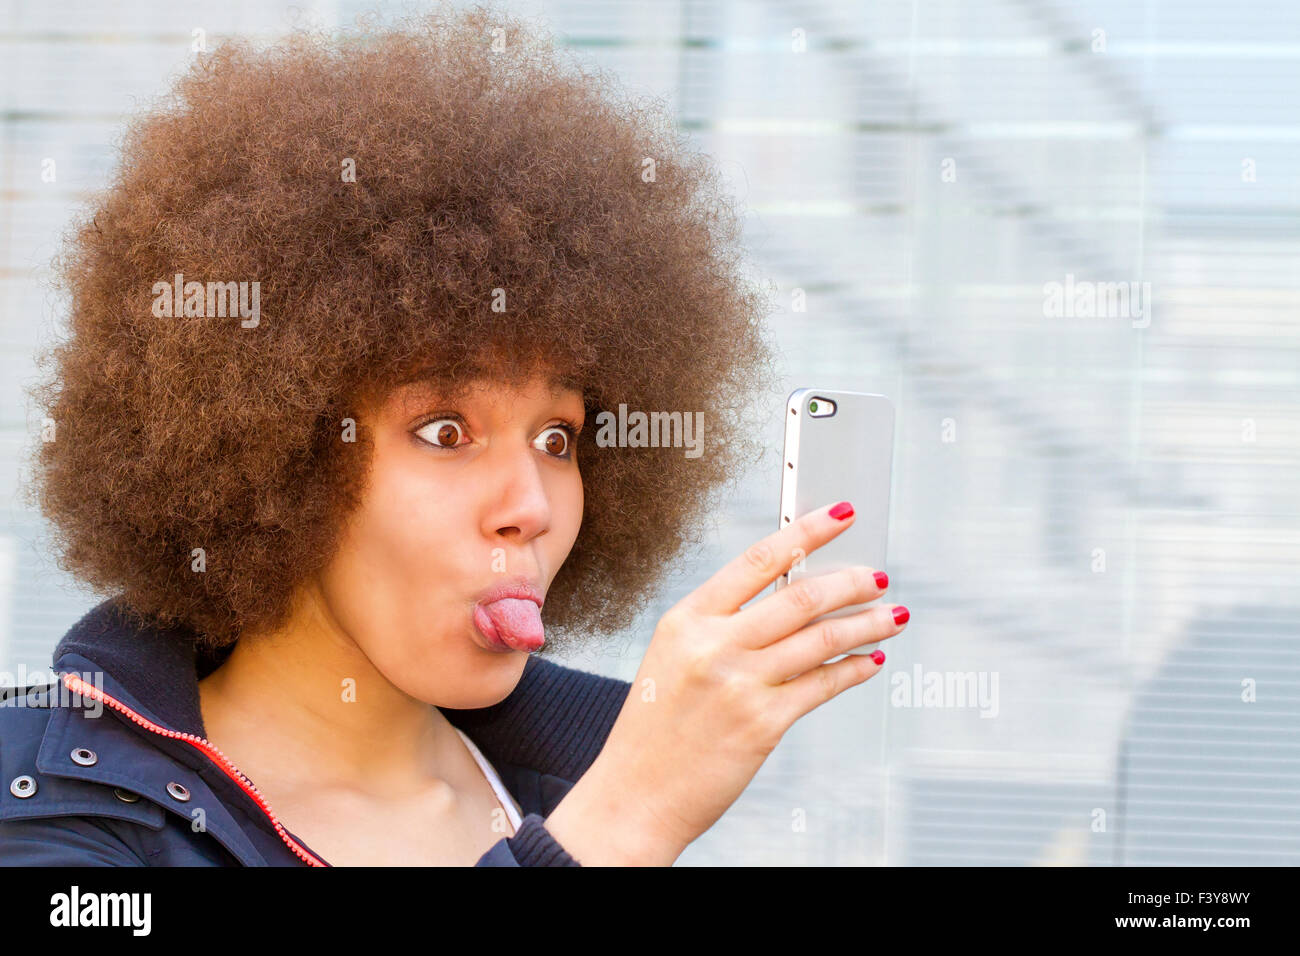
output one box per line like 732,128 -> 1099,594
776,388 -> 895,654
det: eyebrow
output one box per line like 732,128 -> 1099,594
397,378 -> 586,421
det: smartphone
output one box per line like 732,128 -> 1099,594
775,388 -> 896,654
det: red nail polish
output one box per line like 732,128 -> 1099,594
829,501 -> 854,520
873,571 -> 888,589
870,650 -> 885,665
892,605 -> 909,625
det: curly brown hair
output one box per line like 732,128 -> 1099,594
24,3 -> 777,653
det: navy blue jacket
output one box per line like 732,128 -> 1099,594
0,599 -> 632,866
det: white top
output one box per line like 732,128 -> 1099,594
454,726 -> 523,835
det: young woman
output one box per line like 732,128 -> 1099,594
1,7 -> 908,866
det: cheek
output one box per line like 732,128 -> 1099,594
321,448 -> 464,625
357,458 -> 461,579
548,470 -> 584,558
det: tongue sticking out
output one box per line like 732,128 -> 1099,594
480,598 -> 545,652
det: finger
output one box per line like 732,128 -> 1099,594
757,603 -> 907,683
678,501 -> 856,616
731,564 -> 889,651
773,648 -> 885,724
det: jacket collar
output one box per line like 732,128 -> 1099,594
38,599 -> 291,865
52,597 -> 230,738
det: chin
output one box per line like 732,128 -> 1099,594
428,652 -> 528,711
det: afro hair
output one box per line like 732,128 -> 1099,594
25,2 -> 778,652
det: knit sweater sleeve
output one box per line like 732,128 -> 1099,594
474,814 -> 581,867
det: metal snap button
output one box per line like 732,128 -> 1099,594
70,747 -> 98,766
9,775 -> 37,798
113,788 -> 141,803
166,781 -> 191,802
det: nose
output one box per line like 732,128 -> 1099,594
481,440 -> 552,544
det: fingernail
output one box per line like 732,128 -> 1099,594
892,605 -> 909,625
873,571 -> 889,589
829,501 -> 854,520
870,650 -> 885,665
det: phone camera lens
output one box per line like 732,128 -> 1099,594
809,400 -> 819,413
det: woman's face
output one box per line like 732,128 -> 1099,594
313,373 -> 585,709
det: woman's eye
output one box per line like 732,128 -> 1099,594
415,418 -> 574,457
534,426 -> 573,458
417,418 -> 466,449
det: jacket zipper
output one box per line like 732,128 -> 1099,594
61,672 -> 327,867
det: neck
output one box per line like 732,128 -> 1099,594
196,587 -> 460,797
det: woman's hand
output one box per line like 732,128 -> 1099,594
544,500 -> 908,865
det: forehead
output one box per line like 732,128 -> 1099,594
388,373 -> 584,413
